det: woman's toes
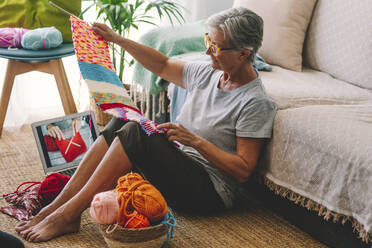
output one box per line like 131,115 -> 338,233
28,232 -> 39,242
15,221 -> 28,232
24,229 -> 35,241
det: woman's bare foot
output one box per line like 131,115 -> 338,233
21,207 -> 80,242
15,206 -> 54,233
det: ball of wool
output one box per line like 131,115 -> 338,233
131,183 -> 168,221
116,173 -> 168,223
116,173 -> 143,194
37,173 -> 70,206
124,211 -> 150,228
0,28 -> 29,48
21,26 -> 62,50
90,191 -> 119,225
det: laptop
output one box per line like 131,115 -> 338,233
31,111 -> 100,177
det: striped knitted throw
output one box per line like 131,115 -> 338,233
70,16 -> 163,135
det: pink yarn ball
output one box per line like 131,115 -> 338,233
0,28 -> 29,48
90,191 -> 119,224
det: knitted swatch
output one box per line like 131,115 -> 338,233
70,16 -> 164,135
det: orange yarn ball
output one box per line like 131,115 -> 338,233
115,173 -> 168,224
124,211 -> 150,228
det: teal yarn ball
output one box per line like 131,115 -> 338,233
21,26 -> 63,50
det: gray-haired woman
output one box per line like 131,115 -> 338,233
16,7 -> 277,242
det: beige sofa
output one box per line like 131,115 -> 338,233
231,0 -> 372,245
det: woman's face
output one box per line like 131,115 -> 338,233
205,28 -> 241,72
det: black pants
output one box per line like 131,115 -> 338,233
101,117 -> 225,214
0,231 -> 24,248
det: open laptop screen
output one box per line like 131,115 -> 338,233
31,111 -> 100,175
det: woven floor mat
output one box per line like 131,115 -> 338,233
0,126 -> 327,248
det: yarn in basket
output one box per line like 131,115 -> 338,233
90,191 -> 119,225
115,173 -> 168,224
124,211 -> 150,228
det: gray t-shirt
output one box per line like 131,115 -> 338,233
177,61 -> 277,208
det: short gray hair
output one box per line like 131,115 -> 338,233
206,7 -> 263,63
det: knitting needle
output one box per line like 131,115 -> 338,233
49,1 -> 76,17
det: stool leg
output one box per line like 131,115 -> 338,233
51,59 -> 77,115
0,60 -> 17,137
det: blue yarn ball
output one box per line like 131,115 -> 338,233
21,27 -> 63,50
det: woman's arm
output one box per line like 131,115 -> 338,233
195,136 -> 265,183
92,23 -> 186,88
157,123 -> 265,183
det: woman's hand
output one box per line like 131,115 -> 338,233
92,23 -> 120,43
47,124 -> 64,140
71,118 -> 82,136
157,123 -> 202,147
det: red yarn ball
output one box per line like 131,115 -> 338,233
124,211 -> 150,228
37,173 -> 70,206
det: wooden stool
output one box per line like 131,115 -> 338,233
0,43 -> 77,137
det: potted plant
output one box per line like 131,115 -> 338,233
81,0 -> 184,82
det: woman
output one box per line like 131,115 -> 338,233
15,7 -> 277,242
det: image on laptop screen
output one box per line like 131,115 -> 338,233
31,111 -> 100,175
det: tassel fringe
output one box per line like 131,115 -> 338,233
130,82 -> 168,121
261,177 -> 372,244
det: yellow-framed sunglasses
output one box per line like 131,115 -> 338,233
203,33 -> 236,56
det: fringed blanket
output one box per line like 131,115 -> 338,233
70,16 -> 164,135
259,104 -> 372,243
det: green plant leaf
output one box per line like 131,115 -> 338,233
162,7 -> 174,25
79,2 -> 96,19
136,19 -> 157,26
115,5 -> 121,20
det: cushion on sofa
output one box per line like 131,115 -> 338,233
303,0 -> 372,90
233,0 -> 317,72
259,104 -> 372,241
260,66 -> 372,110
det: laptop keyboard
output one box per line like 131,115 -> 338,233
60,168 -> 76,177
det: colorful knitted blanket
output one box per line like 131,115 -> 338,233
70,16 -> 163,135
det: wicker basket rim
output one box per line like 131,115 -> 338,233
99,221 -> 165,232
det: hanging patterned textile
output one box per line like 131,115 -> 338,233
70,15 -> 163,135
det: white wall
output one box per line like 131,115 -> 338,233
181,0 -> 234,22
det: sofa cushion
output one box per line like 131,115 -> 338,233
259,104 -> 372,238
260,66 -> 372,110
233,0 -> 317,71
304,0 -> 372,90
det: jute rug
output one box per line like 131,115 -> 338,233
0,125 -> 328,248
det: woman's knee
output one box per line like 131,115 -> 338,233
115,122 -> 144,161
100,118 -> 128,146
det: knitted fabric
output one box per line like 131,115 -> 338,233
70,16 -> 163,135
55,132 -> 87,163
44,135 -> 59,151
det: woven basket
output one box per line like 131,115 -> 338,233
90,98 -> 112,126
99,222 -> 167,248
